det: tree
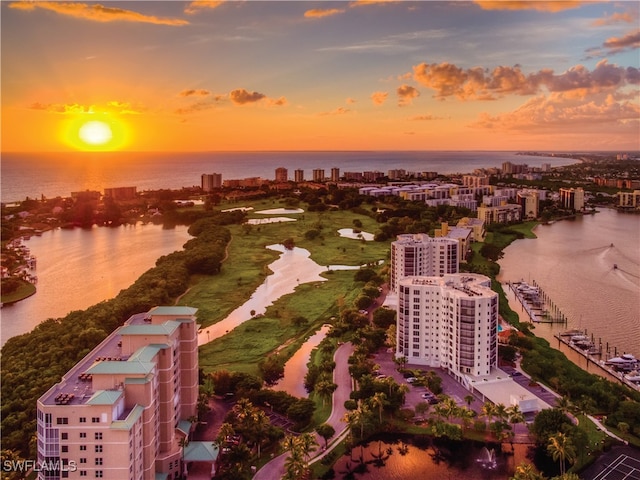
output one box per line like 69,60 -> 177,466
547,432 -> 576,477
482,401 -> 497,427
512,462 -> 545,480
315,423 -> 335,449
315,379 -> 337,407
369,392 -> 387,424
259,356 -> 285,386
530,408 -> 573,446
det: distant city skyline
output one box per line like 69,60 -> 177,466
2,1 -> 639,152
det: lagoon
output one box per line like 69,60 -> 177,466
1,224 -> 192,346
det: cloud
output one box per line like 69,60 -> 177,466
346,98 -> 356,104
470,92 -> 640,134
229,89 -> 266,105
397,84 -> 420,106
412,60 -> 639,100
409,114 -> 447,121
603,29 -> 640,53
318,107 -> 351,116
9,1 -> 189,26
184,1 -> 224,15
179,89 -> 211,97
592,11 -> 638,27
28,101 -> 143,115
473,1 -> 585,12
371,91 -> 389,105
304,8 -> 345,18
267,96 -> 288,107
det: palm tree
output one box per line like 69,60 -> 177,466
250,409 -> 271,458
481,401 -> 497,427
547,432 -> 577,476
396,383 -> 410,405
556,395 -> 573,415
315,379 -> 337,407
512,461 -> 545,480
369,391 -> 387,424
459,406 -> 475,432
316,423 -> 336,450
342,404 -> 371,440
216,422 -> 235,448
464,394 -> 475,408
297,432 -> 318,463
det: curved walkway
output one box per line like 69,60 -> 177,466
253,342 -> 355,480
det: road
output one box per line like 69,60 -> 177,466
252,341 -> 354,480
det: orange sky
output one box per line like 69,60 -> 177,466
2,1 -> 639,152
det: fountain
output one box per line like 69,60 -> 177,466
477,446 -> 497,469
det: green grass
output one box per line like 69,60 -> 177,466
1,280 -> 36,304
198,269 -> 364,376
179,199 -> 389,329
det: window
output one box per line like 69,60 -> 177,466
95,445 -> 103,453
79,417 -> 87,423
95,458 -> 103,465
94,433 -> 103,440
61,446 -> 68,453
95,471 -> 103,478
61,433 -> 68,440
56,417 -> 69,425
79,472 -> 87,477
80,432 -> 86,438
80,458 -> 87,464
91,417 -> 100,423
80,445 -> 86,451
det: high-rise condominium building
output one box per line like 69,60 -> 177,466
396,274 -> 498,379
330,167 -> 340,182
389,234 -> 459,294
201,173 -> 222,192
559,187 -> 585,211
275,167 -> 288,182
294,169 -> 304,183
36,306 -> 207,480
312,169 -> 325,182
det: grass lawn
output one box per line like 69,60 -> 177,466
179,199 -> 390,329
1,280 -> 36,304
198,269 -> 364,376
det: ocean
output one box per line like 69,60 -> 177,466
1,150 -> 576,202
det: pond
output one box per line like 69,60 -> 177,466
328,436 -> 533,480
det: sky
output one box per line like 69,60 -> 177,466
1,0 -> 639,152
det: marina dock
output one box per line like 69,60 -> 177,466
506,279 -> 639,392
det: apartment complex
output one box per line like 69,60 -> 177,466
275,167 -> 288,182
559,187 -> 585,211
396,274 -> 498,380
36,306 -> 209,480
389,234 -> 459,294
201,173 -> 222,192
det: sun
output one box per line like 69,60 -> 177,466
63,116 -> 129,151
79,120 -> 113,146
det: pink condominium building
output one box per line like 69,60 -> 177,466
36,306 -> 203,480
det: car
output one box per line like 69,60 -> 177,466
406,377 -> 417,383
421,393 -> 434,399
511,371 -> 522,377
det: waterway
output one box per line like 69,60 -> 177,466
272,324 -> 331,398
0,223 -> 192,346
497,208 -> 640,359
196,244 -> 364,345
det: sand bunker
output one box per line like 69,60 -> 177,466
255,208 -> 304,215
338,228 -> 374,241
247,217 -> 297,225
